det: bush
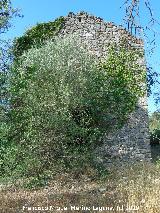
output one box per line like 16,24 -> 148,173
1,35 -> 145,178
149,111 -> 160,132
12,16 -> 64,58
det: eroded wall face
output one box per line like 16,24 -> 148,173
58,11 -> 151,165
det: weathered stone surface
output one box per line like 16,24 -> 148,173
56,11 -> 151,165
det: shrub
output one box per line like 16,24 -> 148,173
149,111 -> 160,132
2,35 -> 145,178
12,16 -> 64,58
98,41 -> 146,123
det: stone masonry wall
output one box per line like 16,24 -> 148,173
57,11 -> 151,165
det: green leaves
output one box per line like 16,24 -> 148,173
1,35 -> 146,178
98,41 -> 146,121
149,111 -> 160,132
13,17 -> 65,58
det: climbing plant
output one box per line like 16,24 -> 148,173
98,41 -> 146,123
13,16 -> 64,58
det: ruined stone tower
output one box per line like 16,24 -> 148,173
57,11 -> 151,165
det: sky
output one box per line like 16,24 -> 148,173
3,0 -> 160,114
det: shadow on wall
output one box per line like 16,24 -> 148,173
150,129 -> 160,163
95,105 -> 152,166
150,145 -> 160,163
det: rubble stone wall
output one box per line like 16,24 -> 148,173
57,11 -> 151,165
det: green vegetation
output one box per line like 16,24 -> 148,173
0,33 -> 146,184
13,16 -> 65,58
0,0 -> 21,179
149,111 -> 160,146
149,111 -> 160,132
0,0 -> 19,33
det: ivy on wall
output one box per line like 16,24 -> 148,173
13,16 -> 65,58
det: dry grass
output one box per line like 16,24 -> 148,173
0,162 -> 160,213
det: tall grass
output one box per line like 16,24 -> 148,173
1,162 -> 160,213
